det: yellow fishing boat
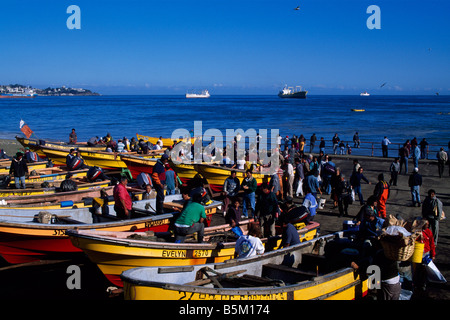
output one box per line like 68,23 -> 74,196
7,167 -> 88,188
351,109 -> 365,112
16,136 -> 104,159
168,160 -> 198,184
120,154 -> 158,179
193,163 -> 271,193
67,220 -> 319,287
136,134 -> 195,147
80,150 -> 162,170
121,230 -> 369,300
0,194 -> 210,265
0,160 -> 48,174
40,145 -> 73,166
0,179 -> 110,199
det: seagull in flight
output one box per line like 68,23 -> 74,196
380,82 -> 387,88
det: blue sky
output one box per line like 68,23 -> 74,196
0,0 -> 449,95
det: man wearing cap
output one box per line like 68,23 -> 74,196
152,153 -> 169,214
9,152 -> 28,189
408,167 -> 422,207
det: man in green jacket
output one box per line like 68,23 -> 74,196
174,193 -> 206,243
241,169 -> 257,219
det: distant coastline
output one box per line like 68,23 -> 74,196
0,84 -> 100,96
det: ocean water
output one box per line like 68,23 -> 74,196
0,95 -> 449,157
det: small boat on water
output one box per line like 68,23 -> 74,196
193,163 -> 271,193
68,220 -> 319,287
0,194 -> 220,265
360,92 -> 370,96
278,85 -> 307,99
351,109 -> 365,112
186,90 -> 210,99
121,230 -> 369,300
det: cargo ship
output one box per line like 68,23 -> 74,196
185,90 -> 210,98
278,85 -> 307,99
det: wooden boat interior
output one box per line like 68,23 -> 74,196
124,232 -> 365,289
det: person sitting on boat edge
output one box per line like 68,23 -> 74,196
225,197 -> 242,228
174,192 -> 207,243
235,222 -> 264,259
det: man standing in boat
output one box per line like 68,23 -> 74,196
241,169 -> 257,219
152,153 -> 169,215
9,151 -> 28,189
113,176 -> 132,219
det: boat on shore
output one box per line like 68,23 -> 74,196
136,134 -> 194,147
0,194 -> 220,265
0,160 -> 48,175
0,178 -> 110,199
79,150 -> 161,171
121,230 -> 368,300
278,85 -> 307,99
6,167 -> 89,188
168,160 -> 198,185
193,163 -> 271,193
67,220 -> 319,287
120,154 -> 158,179
186,90 -> 210,99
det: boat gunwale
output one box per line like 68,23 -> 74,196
120,232 -> 362,297
68,221 -> 319,251
0,212 -> 176,231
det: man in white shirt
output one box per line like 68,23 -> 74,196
381,136 -> 391,158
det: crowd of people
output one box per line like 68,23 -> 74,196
11,128 -> 445,300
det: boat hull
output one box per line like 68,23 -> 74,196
193,163 -> 271,193
0,160 -> 47,175
120,155 -> 158,179
16,136 -> 104,161
278,91 -> 307,99
121,231 -> 369,301
136,134 -> 195,147
67,221 -> 319,287
8,168 -> 88,188
0,179 -> 110,199
168,160 -> 198,184
0,195 -> 218,265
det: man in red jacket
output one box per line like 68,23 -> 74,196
113,176 -> 132,219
